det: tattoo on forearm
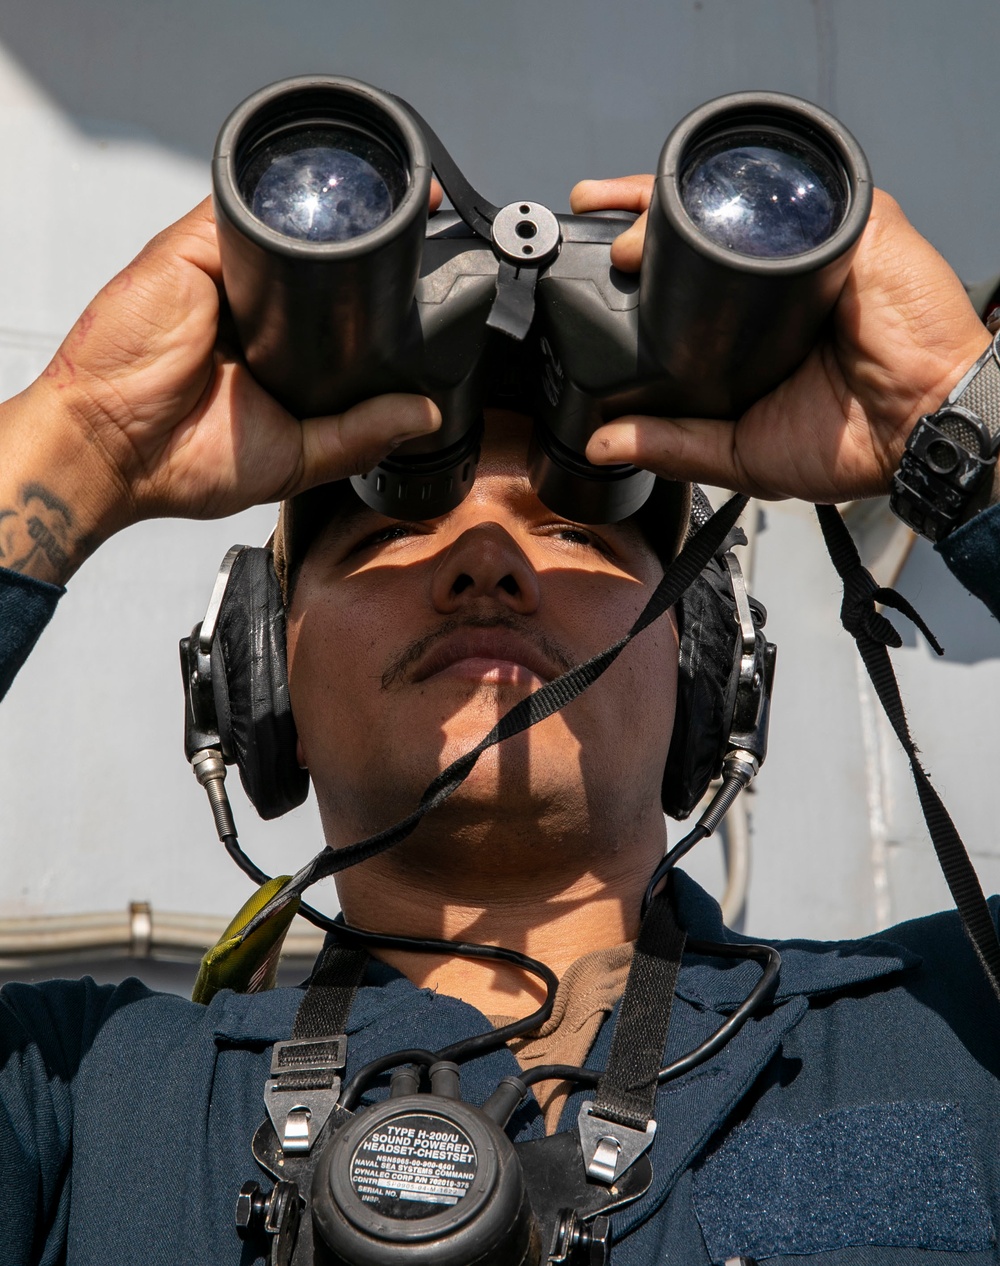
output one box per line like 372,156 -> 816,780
0,483 -> 74,576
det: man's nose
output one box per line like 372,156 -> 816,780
430,523 -> 541,614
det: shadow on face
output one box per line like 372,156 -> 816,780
286,410 -> 679,905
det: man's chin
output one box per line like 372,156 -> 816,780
433,683 -> 560,750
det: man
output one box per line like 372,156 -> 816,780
1,177 -> 998,1264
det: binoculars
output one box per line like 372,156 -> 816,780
213,76 -> 871,524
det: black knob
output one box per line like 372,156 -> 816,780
235,1181 -> 268,1237
575,1214 -> 611,1265
235,1179 -> 301,1266
552,1209 -> 612,1266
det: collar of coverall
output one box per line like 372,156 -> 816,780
209,871 -> 919,1046
270,473 -> 692,604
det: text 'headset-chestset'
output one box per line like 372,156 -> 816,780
175,76 -> 1000,1266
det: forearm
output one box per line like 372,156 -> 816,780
0,564 -> 63,700
934,327 -> 1000,611
0,381 -> 124,587
909,320 -> 1000,601
0,379 -> 148,699
937,497 -> 1000,623
0,384 -> 115,699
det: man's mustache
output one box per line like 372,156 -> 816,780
380,615 -> 575,690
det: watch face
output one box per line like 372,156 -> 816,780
922,426 -> 964,476
929,405 -> 993,461
891,411 -> 991,541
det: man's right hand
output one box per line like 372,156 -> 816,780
0,198 -> 440,586
571,179 -> 991,508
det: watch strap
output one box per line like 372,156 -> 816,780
890,330 -> 1000,541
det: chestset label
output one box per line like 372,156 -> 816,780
350,1112 -> 479,1219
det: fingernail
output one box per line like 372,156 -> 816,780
586,425 -> 633,464
586,437 -> 616,464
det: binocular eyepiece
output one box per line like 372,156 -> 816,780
213,76 -> 871,524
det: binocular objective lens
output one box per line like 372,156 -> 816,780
246,127 -> 400,243
681,131 -> 846,258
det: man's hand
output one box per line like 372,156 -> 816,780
571,176 -> 991,504
0,198 -> 440,585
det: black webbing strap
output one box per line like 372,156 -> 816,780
392,95 -> 499,241
293,943 -> 368,1040
393,98 -> 539,341
269,944 -> 368,1094
592,883 -> 687,1130
815,503 -> 1000,1003
241,493 -> 749,941
486,257 -> 541,341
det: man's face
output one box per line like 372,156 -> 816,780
286,411 -> 678,858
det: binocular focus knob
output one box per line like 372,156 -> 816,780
491,201 -> 561,267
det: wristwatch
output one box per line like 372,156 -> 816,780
890,328 -> 1000,542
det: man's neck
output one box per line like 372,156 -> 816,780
334,814 -> 667,1019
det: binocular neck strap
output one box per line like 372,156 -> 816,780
393,96 -> 541,341
391,95 -> 499,241
815,502 -> 1000,1006
239,493 -> 749,945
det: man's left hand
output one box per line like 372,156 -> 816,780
571,176 -> 991,504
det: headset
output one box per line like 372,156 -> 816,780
180,481 -> 776,841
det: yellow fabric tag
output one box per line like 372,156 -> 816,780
192,875 -> 301,1005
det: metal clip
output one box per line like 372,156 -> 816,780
280,1107 -> 313,1152
264,1037 -> 346,1156
265,1083 -> 341,1156
577,1101 -> 656,1184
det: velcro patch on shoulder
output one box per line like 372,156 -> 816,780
692,1101 -> 994,1262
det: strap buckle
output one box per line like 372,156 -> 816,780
577,1101 -> 656,1184
264,1036 -> 346,1156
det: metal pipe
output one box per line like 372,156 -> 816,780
0,905 -> 325,968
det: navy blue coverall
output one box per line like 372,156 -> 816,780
2,504 -> 1000,1265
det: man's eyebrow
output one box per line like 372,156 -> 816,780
327,502 -> 379,534
316,502 -> 416,548
505,473 -> 535,499
313,477 -> 652,554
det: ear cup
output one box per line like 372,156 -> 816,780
662,487 -> 771,820
210,547 -> 309,820
662,559 -> 743,819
